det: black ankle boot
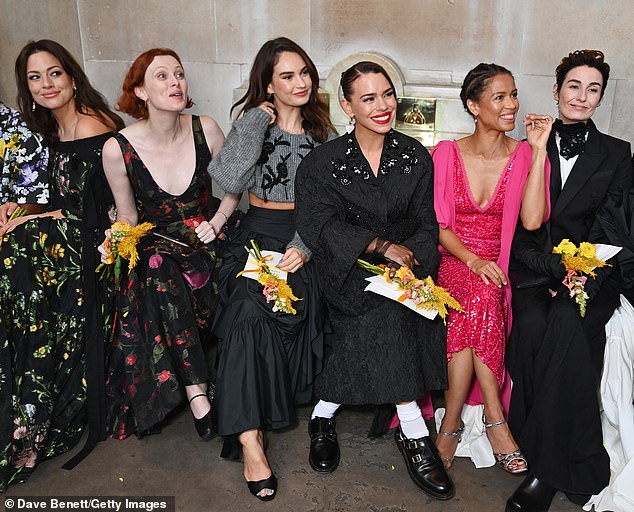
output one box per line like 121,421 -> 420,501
394,427 -> 455,500
506,474 -> 556,512
189,393 -> 216,441
309,417 -> 340,473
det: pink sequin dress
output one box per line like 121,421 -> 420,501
437,146 -> 515,386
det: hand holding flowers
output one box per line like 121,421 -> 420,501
357,259 -> 462,323
237,240 -> 301,315
552,239 -> 609,317
97,221 -> 154,283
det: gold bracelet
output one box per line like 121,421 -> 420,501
216,210 -> 228,222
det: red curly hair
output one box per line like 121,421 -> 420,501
117,48 -> 194,119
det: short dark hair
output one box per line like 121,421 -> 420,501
555,50 -> 610,98
340,61 -> 396,102
118,48 -> 194,120
460,63 -> 513,118
232,37 -> 333,143
15,39 -> 124,140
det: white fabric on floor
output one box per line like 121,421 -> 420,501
434,404 -> 496,468
584,296 -> 634,512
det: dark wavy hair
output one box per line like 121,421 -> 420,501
460,63 -> 514,118
231,37 -> 333,143
15,39 -> 124,141
117,48 -> 194,120
340,61 -> 397,102
555,50 -> 610,98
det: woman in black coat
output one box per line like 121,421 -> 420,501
295,61 -> 453,500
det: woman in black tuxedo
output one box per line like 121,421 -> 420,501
505,50 -> 633,512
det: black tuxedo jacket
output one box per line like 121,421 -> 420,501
511,119 -> 633,284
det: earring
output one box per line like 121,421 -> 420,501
31,100 -> 36,112
474,114 -> 478,124
348,116 -> 355,127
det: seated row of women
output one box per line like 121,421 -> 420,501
0,37 -> 631,512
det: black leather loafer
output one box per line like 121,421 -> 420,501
309,417 -> 340,473
394,427 -> 455,500
506,474 -> 557,512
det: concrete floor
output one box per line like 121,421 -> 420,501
4,405 -> 584,512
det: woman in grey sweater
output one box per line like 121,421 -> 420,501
210,37 -> 335,501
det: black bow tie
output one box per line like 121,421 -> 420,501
553,119 -> 589,160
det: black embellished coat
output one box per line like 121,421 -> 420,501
295,129 -> 447,404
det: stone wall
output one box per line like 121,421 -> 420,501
2,0 -> 633,145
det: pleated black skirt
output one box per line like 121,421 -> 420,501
212,206 -> 323,436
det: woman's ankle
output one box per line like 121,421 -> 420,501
439,412 -> 462,433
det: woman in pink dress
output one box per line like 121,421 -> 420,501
432,63 -> 552,473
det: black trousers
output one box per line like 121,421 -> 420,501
506,278 -> 620,494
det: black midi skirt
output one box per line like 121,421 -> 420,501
212,206 -> 323,436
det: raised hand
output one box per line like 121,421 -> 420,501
256,101 -> 277,125
525,114 -> 553,150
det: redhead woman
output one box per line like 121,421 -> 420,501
101,48 -> 241,442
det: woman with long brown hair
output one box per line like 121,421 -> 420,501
210,37 -> 335,501
0,39 -> 123,491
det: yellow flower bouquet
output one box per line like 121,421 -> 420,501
237,239 -> 301,315
97,221 -> 154,283
357,259 -> 462,323
552,239 -> 610,317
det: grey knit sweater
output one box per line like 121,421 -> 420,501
210,107 -> 335,257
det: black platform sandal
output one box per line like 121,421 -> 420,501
247,474 -> 277,502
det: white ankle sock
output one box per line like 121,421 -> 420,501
311,400 -> 341,419
396,401 -> 429,439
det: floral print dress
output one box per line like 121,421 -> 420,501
0,133 -> 114,491
0,101 -> 48,205
106,116 -> 232,438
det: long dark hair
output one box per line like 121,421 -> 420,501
460,63 -> 513,118
15,39 -> 124,141
555,50 -> 610,98
231,37 -> 333,143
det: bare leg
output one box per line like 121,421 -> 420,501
436,348 -> 474,468
473,355 -> 526,472
239,429 -> 274,498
